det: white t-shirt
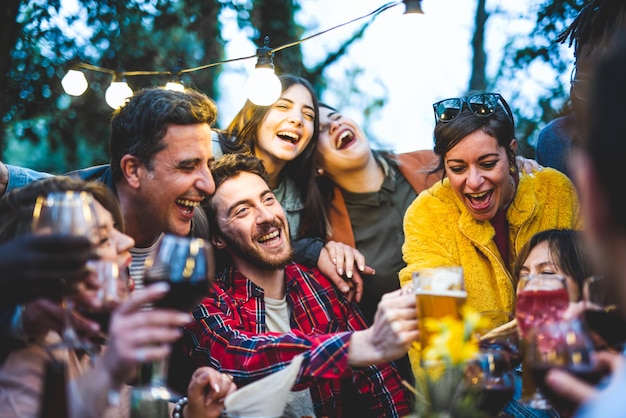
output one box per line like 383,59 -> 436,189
264,296 -> 316,418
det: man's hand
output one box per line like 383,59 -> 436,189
0,234 -> 95,304
185,367 -> 237,418
348,288 -> 418,366
316,240 -> 374,303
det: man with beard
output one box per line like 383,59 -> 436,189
180,153 -> 416,418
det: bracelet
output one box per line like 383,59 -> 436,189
172,396 -> 188,418
10,304 -> 29,343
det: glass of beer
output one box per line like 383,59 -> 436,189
413,266 -> 466,349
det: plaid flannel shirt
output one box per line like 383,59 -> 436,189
181,262 -> 411,417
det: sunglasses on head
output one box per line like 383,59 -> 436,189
432,93 -> 514,125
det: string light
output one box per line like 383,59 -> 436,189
61,0 -> 423,108
246,36 -> 282,105
105,74 -> 133,108
61,69 -> 88,96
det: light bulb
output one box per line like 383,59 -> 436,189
61,69 -> 88,96
165,81 -> 185,92
246,68 -> 282,106
105,81 -> 133,109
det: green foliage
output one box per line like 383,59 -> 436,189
2,0 -> 226,172
493,0 -> 583,157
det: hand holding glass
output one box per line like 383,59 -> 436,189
413,267 -> 466,349
525,319 -> 600,415
31,190 -> 101,349
131,233 -> 213,417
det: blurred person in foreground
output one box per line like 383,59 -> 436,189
535,0 -> 626,179
0,176 -> 235,418
181,153 -> 416,418
399,91 -> 582,378
543,34 -> 626,417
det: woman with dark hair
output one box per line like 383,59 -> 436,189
399,92 -> 581,376
514,228 -> 593,302
0,176 -> 235,418
215,74 -> 372,298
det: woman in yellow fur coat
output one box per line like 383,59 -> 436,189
399,92 -> 581,374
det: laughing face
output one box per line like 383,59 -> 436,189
444,130 -> 516,222
211,171 -> 293,271
316,106 -> 372,179
254,84 -> 316,171
132,123 -> 215,245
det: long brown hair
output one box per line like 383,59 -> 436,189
217,74 -> 327,239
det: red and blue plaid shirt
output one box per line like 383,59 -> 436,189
181,262 -> 411,417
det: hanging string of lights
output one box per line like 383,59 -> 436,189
61,0 -> 423,108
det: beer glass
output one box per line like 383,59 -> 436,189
413,266 -> 466,349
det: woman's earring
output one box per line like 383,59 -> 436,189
316,167 -> 324,176
509,165 -> 516,173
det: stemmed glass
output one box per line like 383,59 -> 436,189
130,233 -> 213,417
515,274 -> 570,409
524,319 -> 600,417
582,275 -> 626,351
465,349 -> 515,417
81,260 -> 130,342
31,190 -> 101,350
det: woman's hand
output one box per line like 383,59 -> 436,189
316,240 -> 375,302
515,156 -> 543,175
184,367 -> 237,418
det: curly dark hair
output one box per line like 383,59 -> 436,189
557,0 -> 626,58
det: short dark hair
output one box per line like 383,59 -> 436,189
205,153 -> 268,239
431,95 -> 517,178
109,87 -> 218,182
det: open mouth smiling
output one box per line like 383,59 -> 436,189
335,129 -> 355,150
176,198 -> 201,215
257,229 -> 281,245
465,190 -> 493,211
277,131 -> 301,144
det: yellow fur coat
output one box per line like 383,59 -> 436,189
399,168 -> 581,374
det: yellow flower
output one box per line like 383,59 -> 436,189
414,306 -> 488,417
422,306 -> 485,366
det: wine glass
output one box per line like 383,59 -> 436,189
524,319 -> 600,416
130,233 -> 213,416
476,311 -> 521,369
31,190 -> 101,350
582,275 -> 626,351
465,349 -> 515,417
515,273 -> 570,409
81,260 -> 130,342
